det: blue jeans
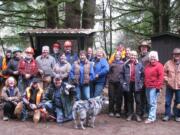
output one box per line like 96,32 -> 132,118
44,101 -> 64,123
165,87 -> 180,117
146,88 -> 160,121
76,85 -> 90,100
94,83 -> 104,97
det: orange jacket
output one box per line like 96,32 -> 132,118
0,57 -> 9,78
26,87 -> 43,105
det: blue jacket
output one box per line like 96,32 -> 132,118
94,58 -> 109,83
65,52 -> 78,65
120,60 -> 144,92
69,60 -> 94,85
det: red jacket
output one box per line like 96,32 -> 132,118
18,58 -> 38,76
144,61 -> 164,89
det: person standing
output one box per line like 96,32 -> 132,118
6,50 -> 22,81
36,46 -> 56,90
108,51 -> 124,118
63,40 -> 78,65
87,47 -> 95,62
53,53 -> 71,82
93,48 -> 109,97
138,40 -> 151,118
69,50 -> 94,100
18,47 -> 38,94
144,51 -> 164,124
163,48 -> 180,122
0,50 -> 12,90
120,51 -> 144,122
0,50 -> 12,84
51,42 -> 61,62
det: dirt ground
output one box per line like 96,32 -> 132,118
0,89 -> 180,135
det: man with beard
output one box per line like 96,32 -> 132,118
163,48 -> 180,122
44,75 -> 75,124
6,50 -> 22,81
20,78 -> 44,123
36,46 -> 56,90
51,42 -> 61,62
18,47 -> 38,94
138,40 -> 151,118
63,40 -> 78,65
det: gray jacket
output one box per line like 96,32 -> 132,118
36,55 -> 56,76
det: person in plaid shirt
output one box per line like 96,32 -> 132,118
18,47 -> 38,94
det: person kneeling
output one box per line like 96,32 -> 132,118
20,78 -> 44,123
44,75 -> 75,125
1,77 -> 21,121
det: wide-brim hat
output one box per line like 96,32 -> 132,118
138,41 -> 151,51
172,48 -> 180,54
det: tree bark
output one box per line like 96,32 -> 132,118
152,0 -> 160,34
152,0 -> 170,34
45,0 -> 59,28
82,0 -> 96,28
65,0 -> 81,28
82,0 -> 96,49
159,0 -> 170,33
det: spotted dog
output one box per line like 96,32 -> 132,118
72,96 -> 108,129
87,96 -> 108,128
72,100 -> 89,129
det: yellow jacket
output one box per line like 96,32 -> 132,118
108,50 -> 126,64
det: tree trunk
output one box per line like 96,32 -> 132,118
109,0 -> 112,57
159,0 -> 170,33
82,0 -> 96,49
102,0 -> 108,56
65,0 -> 81,28
152,0 -> 170,34
45,0 -> 59,28
152,0 -> 160,34
82,0 -> 96,28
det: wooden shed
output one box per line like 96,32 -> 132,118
19,28 -> 96,56
151,33 -> 180,64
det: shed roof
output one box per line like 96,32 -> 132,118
19,28 -> 96,36
151,32 -> 180,39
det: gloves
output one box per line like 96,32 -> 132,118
29,103 -> 37,110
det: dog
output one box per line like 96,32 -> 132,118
72,96 -> 109,129
63,83 -> 76,95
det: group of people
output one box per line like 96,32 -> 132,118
107,41 -> 180,124
0,40 -> 109,124
0,39 -> 180,125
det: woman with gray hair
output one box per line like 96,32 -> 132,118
144,51 -> 164,124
